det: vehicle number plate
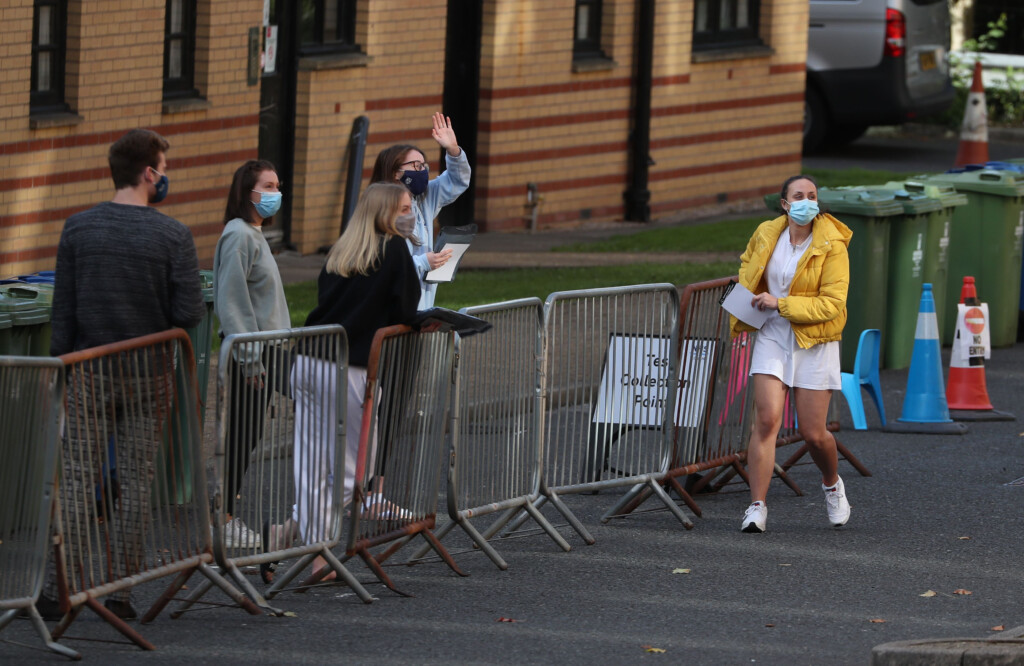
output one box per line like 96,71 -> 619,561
919,51 -> 937,71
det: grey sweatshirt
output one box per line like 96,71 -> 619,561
212,218 -> 290,374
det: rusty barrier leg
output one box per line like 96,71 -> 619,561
43,330 -> 252,653
335,326 -> 463,596
0,356 -> 79,660
176,325 -> 372,614
406,299 -> 570,571
534,284 -> 685,534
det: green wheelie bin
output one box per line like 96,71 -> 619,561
0,285 -> 52,356
154,270 -> 215,505
0,313 -> 12,355
766,188 -> 904,372
919,169 -> 1024,347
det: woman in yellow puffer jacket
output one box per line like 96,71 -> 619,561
731,175 -> 853,534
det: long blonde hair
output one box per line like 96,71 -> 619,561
325,182 -> 410,277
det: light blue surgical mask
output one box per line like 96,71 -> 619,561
785,198 -> 819,226
251,190 -> 282,219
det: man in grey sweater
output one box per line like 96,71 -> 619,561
44,129 -> 205,623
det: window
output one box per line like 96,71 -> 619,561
164,0 -> 198,98
300,0 -> 358,55
31,0 -> 67,113
693,0 -> 762,50
573,0 -> 604,58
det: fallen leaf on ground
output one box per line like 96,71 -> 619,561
953,589 -> 972,595
641,646 -> 666,653
779,563 -> 791,567
496,617 -> 522,623
869,619 -> 886,624
765,624 -> 775,628
958,536 -> 971,540
919,590 -> 937,597
282,611 -> 298,617
992,625 -> 1005,631
671,568 -> 691,574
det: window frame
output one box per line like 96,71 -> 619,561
163,0 -> 199,99
692,0 -> 763,51
573,0 -> 605,59
299,0 -> 360,56
30,0 -> 68,113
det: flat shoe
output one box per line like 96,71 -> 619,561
259,520 -> 278,585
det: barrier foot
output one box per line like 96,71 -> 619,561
357,549 -> 412,597
225,564 -> 285,616
773,462 -> 804,497
665,476 -> 703,518
600,483 -> 646,522
13,605 -> 81,660
501,496 -> 547,538
141,568 -> 194,624
647,478 -> 695,530
408,519 -> 457,563
523,500 -> 571,553
319,549 -> 375,603
169,576 -> 214,618
84,597 -> 156,650
457,516 -> 508,570
545,490 -> 595,545
418,529 -> 470,577
710,459 -> 750,492
48,604 -> 83,641
835,437 -> 872,477
267,552 -> 318,597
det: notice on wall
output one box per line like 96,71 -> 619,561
592,334 -> 716,429
264,25 -> 278,75
952,303 -> 991,362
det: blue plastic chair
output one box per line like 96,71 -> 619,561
839,329 -> 886,430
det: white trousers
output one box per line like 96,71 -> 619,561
290,355 -> 370,545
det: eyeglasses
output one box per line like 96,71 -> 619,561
398,160 -> 429,172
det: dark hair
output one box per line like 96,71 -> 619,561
779,174 -> 818,209
108,129 -> 170,190
369,144 -> 426,189
224,159 -> 278,226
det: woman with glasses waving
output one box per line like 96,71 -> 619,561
369,112 -> 471,310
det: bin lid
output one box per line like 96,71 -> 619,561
921,170 -> 1024,196
0,292 -> 40,314
12,307 -> 49,325
199,269 -> 214,303
855,185 -> 944,215
0,284 -> 54,306
815,187 -> 905,217
0,312 -> 11,329
883,180 -> 969,208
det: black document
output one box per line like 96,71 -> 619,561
413,307 -> 492,337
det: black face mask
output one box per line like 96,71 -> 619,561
400,169 -> 429,196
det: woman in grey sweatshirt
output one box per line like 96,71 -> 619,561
212,159 -> 290,551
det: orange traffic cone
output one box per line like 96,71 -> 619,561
946,277 -> 1014,421
954,61 -> 989,167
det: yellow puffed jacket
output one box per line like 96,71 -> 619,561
730,212 -> 852,349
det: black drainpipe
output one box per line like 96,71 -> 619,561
624,0 -> 655,222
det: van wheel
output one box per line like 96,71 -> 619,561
802,87 -> 829,154
830,124 -> 868,146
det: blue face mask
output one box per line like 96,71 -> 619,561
251,191 -> 283,219
149,169 -> 169,204
785,198 -> 819,226
400,169 -> 429,196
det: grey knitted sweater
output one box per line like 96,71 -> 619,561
50,201 -> 205,356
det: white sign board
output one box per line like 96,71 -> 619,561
264,25 -> 278,75
952,302 -> 991,361
592,335 -> 716,429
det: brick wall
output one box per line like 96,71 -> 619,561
0,0 -> 262,277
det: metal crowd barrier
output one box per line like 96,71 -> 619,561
332,325 -> 463,596
0,357 -> 77,659
174,326 -> 372,615
529,284 -> 690,533
408,299 -> 570,571
50,329 -> 256,652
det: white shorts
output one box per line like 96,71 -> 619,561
749,335 -> 841,391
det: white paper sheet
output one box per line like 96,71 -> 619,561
720,282 -> 769,330
424,243 -> 470,283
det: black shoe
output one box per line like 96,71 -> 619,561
32,594 -> 63,621
103,598 -> 138,621
259,519 -> 278,585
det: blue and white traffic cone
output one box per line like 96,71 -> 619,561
883,283 -> 968,434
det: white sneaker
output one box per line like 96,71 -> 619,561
823,477 -> 851,527
741,501 -> 767,533
218,517 -> 262,549
361,494 -> 412,521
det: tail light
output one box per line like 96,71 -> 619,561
885,8 -> 906,58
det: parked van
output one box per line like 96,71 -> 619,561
805,0 -> 955,152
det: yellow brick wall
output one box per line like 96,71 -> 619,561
0,0 -> 262,277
